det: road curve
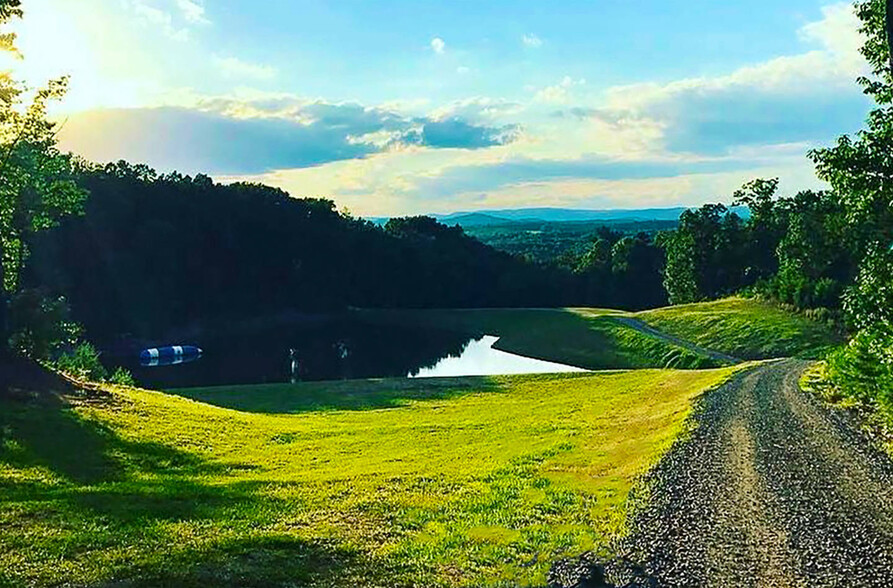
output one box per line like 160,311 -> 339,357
609,316 -> 741,365
552,359 -> 893,587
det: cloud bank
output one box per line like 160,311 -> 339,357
51,1 -> 876,215
59,99 -> 521,174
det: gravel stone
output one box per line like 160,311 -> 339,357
550,360 -> 893,587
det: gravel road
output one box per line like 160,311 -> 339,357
609,317 -> 741,365
551,359 -> 893,587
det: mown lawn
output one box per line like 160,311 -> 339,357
357,308 -> 719,370
636,296 -> 841,360
0,367 -> 738,587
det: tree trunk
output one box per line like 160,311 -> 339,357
888,0 -> 893,74
0,238 -> 8,360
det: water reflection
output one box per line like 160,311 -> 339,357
409,335 -> 587,378
110,319 -> 586,389
112,319 -> 474,389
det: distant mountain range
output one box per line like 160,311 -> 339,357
368,206 -> 750,227
369,207 -> 690,227
437,207 -> 691,226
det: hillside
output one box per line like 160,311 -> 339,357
0,366 -> 739,587
358,298 -> 837,372
635,297 -> 841,360
0,298 -> 843,586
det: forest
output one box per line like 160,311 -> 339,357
5,159 -> 679,351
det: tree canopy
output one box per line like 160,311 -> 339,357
0,1 -> 87,358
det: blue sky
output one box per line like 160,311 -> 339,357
13,0 -> 875,215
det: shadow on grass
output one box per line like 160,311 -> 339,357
171,375 -> 505,414
0,383 -> 398,587
0,389 -> 230,485
84,534 -> 404,588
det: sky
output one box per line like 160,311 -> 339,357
8,0 -> 876,216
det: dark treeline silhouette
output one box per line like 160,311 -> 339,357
23,161 -> 592,343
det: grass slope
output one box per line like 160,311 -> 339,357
1,367 -> 738,587
358,308 -> 720,370
636,296 -> 840,360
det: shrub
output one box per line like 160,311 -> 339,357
55,342 -> 108,382
827,324 -> 893,420
108,366 -> 136,387
7,289 -> 80,360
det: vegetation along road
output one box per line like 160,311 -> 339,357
606,316 -> 740,365
563,359 -> 893,587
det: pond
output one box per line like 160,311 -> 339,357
106,317 -> 586,389
409,335 -> 587,378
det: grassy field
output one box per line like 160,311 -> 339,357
358,308 -> 719,371
0,366 -> 739,587
635,297 -> 840,360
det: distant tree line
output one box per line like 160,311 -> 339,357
463,219 -> 677,265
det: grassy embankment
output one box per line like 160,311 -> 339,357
359,297 -> 836,370
635,296 -> 841,360
358,307 -> 721,370
1,366 -> 739,587
0,298 -> 834,585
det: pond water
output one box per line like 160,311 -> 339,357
409,335 -> 587,378
108,318 -> 586,389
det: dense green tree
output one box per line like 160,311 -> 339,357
770,190 -> 851,308
810,0 -> 893,317
611,234 -> 667,309
29,168 -> 584,343
732,178 -> 783,284
807,0 -> 893,414
0,1 -> 87,358
659,204 -> 749,303
660,230 -> 700,304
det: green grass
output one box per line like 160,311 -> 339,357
635,296 -> 841,360
0,366 -> 739,587
357,308 -> 720,370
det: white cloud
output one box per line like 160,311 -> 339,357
590,2 -> 870,155
176,0 -> 209,25
430,37 -> 445,54
213,55 -> 277,80
429,97 -> 523,123
128,0 -> 191,40
522,33 -> 543,48
534,75 -> 585,104
605,2 -> 864,113
799,2 -> 862,60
